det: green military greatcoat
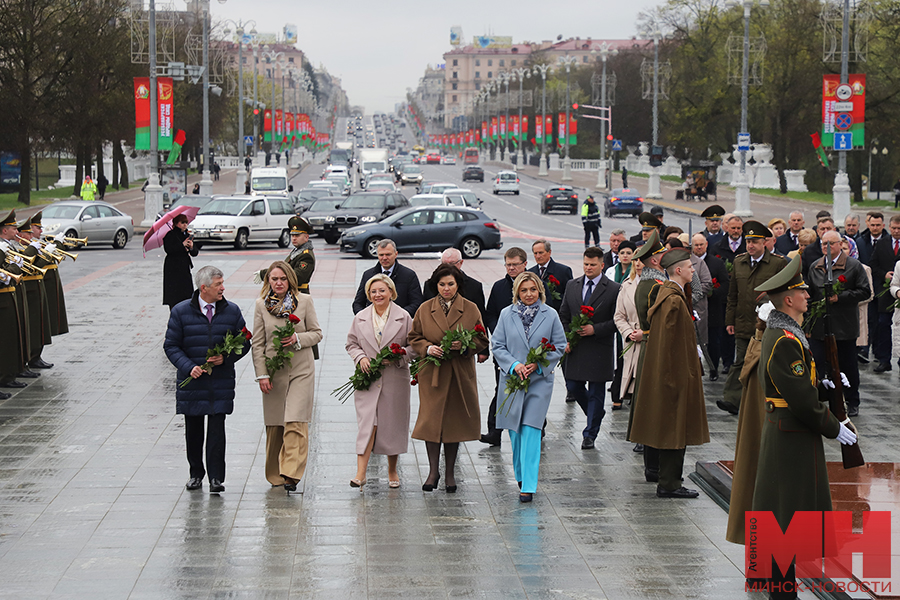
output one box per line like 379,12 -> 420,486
625,270 -> 664,440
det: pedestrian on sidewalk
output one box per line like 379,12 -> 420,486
621,167 -> 628,188
581,195 -> 601,248
192,183 -> 200,195
213,162 -> 220,181
162,214 -> 199,309
164,266 -> 250,494
97,175 -> 108,200
80,176 -> 97,201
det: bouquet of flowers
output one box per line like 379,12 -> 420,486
803,274 -> 845,333
707,277 -> 721,297
565,305 -> 595,350
497,337 -> 556,416
179,327 -> 252,388
332,343 -> 408,403
546,275 -> 562,301
409,323 -> 486,380
265,314 -> 301,376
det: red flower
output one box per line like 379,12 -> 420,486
390,343 -> 406,355
242,326 -> 253,340
541,337 -> 549,344
474,324 -> 486,334
410,375 -> 419,386
580,305 -> 594,317
712,277 -> 720,289
288,314 -> 301,324
838,274 -> 847,284
548,275 -> 560,285
547,344 -> 557,352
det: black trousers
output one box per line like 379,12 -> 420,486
486,360 -> 501,436
809,337 -> 861,407
584,223 -> 600,246
658,448 -> 686,491
184,414 -> 226,482
707,325 -> 727,370
644,445 -> 659,476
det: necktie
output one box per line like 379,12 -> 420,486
894,240 -> 898,256
613,254 -> 618,265
751,259 -> 758,269
583,279 -> 594,304
791,234 -> 797,247
205,304 -> 214,323
539,265 -> 546,279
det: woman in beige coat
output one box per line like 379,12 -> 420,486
251,261 -> 323,493
409,264 -> 488,493
345,274 -> 415,489
613,258 -> 643,401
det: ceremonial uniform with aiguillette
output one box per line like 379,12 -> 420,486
0,211 -> 31,389
0,248 -> 25,396
29,211 -> 68,336
15,217 -> 52,371
626,229 -> 667,480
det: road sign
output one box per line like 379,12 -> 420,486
737,132 -> 751,152
244,136 -> 254,146
834,113 -> 853,130
834,132 -> 853,151
611,139 -> 622,151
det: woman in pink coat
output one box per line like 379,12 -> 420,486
345,274 -> 415,489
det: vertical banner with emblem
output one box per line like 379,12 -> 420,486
157,77 -> 174,150
511,116 -> 519,144
285,113 -> 293,146
264,109 -> 272,142
275,110 -> 283,139
499,115 -> 506,140
134,78 -> 151,150
134,77 -> 174,150
482,121 -> 488,142
544,114 -> 553,145
822,74 -> 866,149
535,115 -> 543,144
491,117 -> 497,141
569,114 -> 578,146
521,115 -> 528,143
558,112 -> 566,147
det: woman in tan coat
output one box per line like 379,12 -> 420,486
409,264 -> 488,493
613,257 -> 643,401
251,261 -> 323,493
345,274 -> 415,489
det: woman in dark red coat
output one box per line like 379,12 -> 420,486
163,214 -> 199,308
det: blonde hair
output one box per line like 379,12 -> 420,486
511,271 -> 546,304
259,260 -> 298,297
768,217 -> 786,231
629,259 -> 642,281
797,228 -> 818,245
365,273 -> 398,301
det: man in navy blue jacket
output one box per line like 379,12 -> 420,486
165,266 -> 250,494
352,239 -> 423,316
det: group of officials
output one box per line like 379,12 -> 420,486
0,210 -> 69,400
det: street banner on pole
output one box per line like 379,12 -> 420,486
822,74 -> 865,149
569,114 -> 577,145
264,109 -> 272,142
521,116 -> 528,143
134,77 -> 174,150
500,115 -> 506,140
544,114 -> 553,145
558,112 -> 566,147
535,116 -> 543,144
491,117 -> 497,140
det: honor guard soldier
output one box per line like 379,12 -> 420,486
0,211 -> 32,389
16,217 -> 53,372
720,220 -> 786,415
750,254 -> 858,599
700,204 -> 726,246
30,211 -> 69,338
626,229 -> 667,477
257,217 -> 315,294
0,248 -> 23,398
630,211 -> 663,244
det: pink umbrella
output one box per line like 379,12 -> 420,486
142,204 -> 201,256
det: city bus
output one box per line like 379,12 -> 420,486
464,147 -> 480,164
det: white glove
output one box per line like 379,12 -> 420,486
822,378 -> 835,390
30,240 -> 41,249
837,422 -> 858,445
0,273 -> 9,285
13,256 -> 24,267
839,372 -> 850,388
692,310 -> 700,321
44,243 -> 57,254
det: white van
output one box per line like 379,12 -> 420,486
250,167 -> 291,195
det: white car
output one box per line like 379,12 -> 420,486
442,155 -> 457,165
443,189 -> 483,210
189,195 -> 295,249
366,180 -> 398,193
409,193 -> 450,207
492,170 -> 520,195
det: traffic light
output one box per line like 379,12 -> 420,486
572,103 -> 579,110
606,134 -> 614,141
649,145 -> 664,167
253,108 -> 259,116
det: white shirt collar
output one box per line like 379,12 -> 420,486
199,297 -> 216,313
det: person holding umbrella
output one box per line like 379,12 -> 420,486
162,213 -> 199,309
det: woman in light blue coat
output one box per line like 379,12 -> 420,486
492,271 -> 567,502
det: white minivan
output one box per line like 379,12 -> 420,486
250,167 -> 291,195
190,195 -> 295,249
492,170 -> 520,195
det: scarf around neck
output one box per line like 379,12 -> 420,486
641,266 -> 667,282
767,309 -> 809,350
513,300 -> 541,337
439,292 -> 459,316
265,290 -> 296,319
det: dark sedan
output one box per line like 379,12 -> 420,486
541,185 -> 578,214
462,165 -> 484,182
604,188 -> 644,217
340,206 -> 502,259
295,188 -> 338,214
303,197 -> 346,243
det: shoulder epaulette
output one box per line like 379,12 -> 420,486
302,249 -> 310,254
654,279 -> 664,284
783,330 -> 796,340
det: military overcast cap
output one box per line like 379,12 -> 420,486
633,229 -> 665,260
743,220 -> 772,239
288,216 -> 312,235
0,210 -> 16,228
660,247 -> 692,269
16,217 -> 32,232
638,211 -> 662,230
701,204 -> 725,219
754,253 -> 808,294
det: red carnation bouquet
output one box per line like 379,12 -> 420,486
409,323 -> 487,381
804,274 -> 846,333
565,305 -> 595,350
266,314 -> 301,376
546,275 -> 562,301
179,327 -> 252,388
332,343 -> 408,403
497,337 -> 556,416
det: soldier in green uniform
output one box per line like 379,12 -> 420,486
30,211 -> 69,338
750,254 -> 858,599
626,229 -> 667,480
15,217 -> 53,371
0,210 -> 30,389
720,221 -> 786,415
0,248 -> 23,398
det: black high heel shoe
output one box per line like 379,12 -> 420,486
422,473 -> 440,492
446,484 -> 457,493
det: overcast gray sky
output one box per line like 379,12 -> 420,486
213,0 -> 661,113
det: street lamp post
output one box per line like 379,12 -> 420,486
262,47 -> 285,166
197,0 -> 214,195
222,19 -> 256,193
592,43 -> 618,190
251,40 -> 261,163
141,0 -> 163,227
558,54 -> 578,181
511,67 -> 529,170
644,29 -> 663,200
501,71 -> 512,164
533,64 -> 552,177
832,0 -> 852,219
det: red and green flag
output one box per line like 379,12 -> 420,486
166,130 -> 186,165
810,132 -> 830,169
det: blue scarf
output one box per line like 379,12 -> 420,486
513,300 -> 541,337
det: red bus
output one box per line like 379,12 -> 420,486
463,147 -> 480,164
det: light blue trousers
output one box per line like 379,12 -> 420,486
508,425 -> 542,494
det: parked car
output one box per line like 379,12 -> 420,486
327,191 -> 411,244
399,164 -> 423,186
443,189 -> 483,210
442,155 -> 457,165
340,206 -> 502,259
492,170 -> 520,195
189,195 -> 295,249
540,185 -> 579,214
304,197 -> 347,243
156,195 -> 214,221
462,165 -> 484,183
603,188 -> 644,217
41,200 -> 134,249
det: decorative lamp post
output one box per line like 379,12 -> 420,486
262,46 -> 285,166
641,27 -> 664,199
141,0 -> 163,227
511,67 -> 530,170
532,63 -> 552,177
196,0 -> 215,196
222,18 -> 256,192
831,0 -> 851,218
592,43 -> 618,190
558,53 -> 578,181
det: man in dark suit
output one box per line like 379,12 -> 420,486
868,215 -> 900,372
801,216 -> 835,278
352,239 -> 423,316
856,211 -> 885,265
700,204 -> 726,247
774,210 -> 805,255
559,246 -> 620,449
601,230 -> 627,271
693,233 -> 730,381
422,247 -> 486,319
480,247 -> 528,447
710,214 -> 745,264
529,239 -> 574,312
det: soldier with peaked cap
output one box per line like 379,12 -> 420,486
749,254 -> 858,599
629,247 -> 710,498
0,248 -> 24,397
257,217 -> 315,294
15,217 -> 52,372
630,211 -> 664,244
700,204 -> 726,246
720,221 -> 786,415
0,211 -> 33,388
626,229 -> 667,478
28,211 -> 68,337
